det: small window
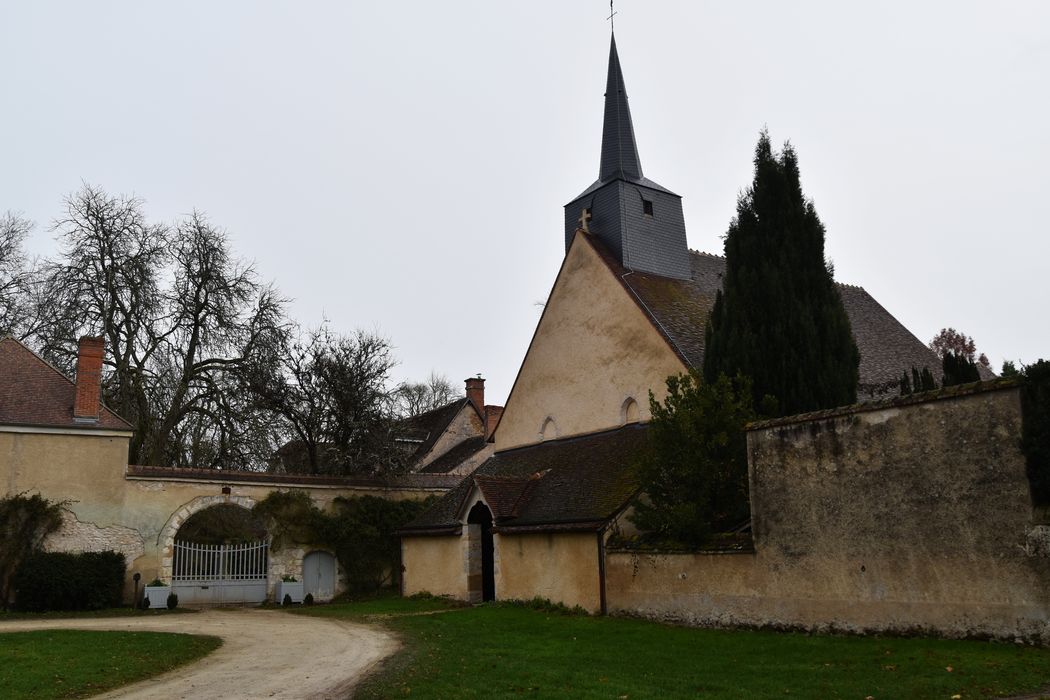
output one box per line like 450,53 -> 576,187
621,397 -> 640,425
642,199 -> 654,217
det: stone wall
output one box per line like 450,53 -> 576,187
1,428 -> 451,603
607,383 -> 1050,641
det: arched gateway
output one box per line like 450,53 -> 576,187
158,495 -> 271,605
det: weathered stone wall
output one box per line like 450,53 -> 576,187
607,384 -> 1050,640
1,428 -> 450,602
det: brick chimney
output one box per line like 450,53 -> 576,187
484,405 -> 504,441
465,376 -> 485,416
73,336 -> 104,422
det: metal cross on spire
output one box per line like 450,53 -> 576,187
607,0 -> 617,32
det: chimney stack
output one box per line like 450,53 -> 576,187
484,405 -> 504,441
73,336 -> 104,422
465,376 -> 485,416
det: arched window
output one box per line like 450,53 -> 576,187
621,397 -> 640,425
540,416 -> 557,441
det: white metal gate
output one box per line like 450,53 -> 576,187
172,539 -> 269,605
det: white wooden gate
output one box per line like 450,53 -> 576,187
172,540 -> 269,605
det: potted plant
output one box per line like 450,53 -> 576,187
144,578 -> 172,609
275,575 -> 304,604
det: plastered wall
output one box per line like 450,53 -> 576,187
1,429 -> 444,601
495,532 -> 601,612
401,535 -> 467,599
494,235 -> 685,450
607,385 -> 1050,641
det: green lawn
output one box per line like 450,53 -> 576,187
295,596 -> 1050,699
0,629 -> 221,700
0,607 -> 195,622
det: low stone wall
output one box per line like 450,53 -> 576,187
607,383 -> 1050,641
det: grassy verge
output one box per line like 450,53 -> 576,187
0,607 -> 195,621
288,592 -> 465,620
295,596 -> 1050,699
0,629 -> 220,700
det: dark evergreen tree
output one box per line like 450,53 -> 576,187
900,367 -> 938,396
630,372 -> 755,547
704,132 -> 860,416
899,371 -> 912,396
942,351 -> 981,387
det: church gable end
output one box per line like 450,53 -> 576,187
494,232 -> 687,450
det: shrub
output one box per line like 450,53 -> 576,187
0,493 -> 64,609
282,593 -> 292,606
140,595 -> 150,610
304,593 -> 314,606
507,597 -> 589,616
630,372 -> 756,548
166,592 -> 178,610
254,490 -> 436,594
1021,360 -> 1050,509
13,550 -> 126,612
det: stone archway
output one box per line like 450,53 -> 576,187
156,495 -> 258,583
466,501 -> 495,602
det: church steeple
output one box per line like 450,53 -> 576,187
563,33 -> 691,280
600,34 -> 643,183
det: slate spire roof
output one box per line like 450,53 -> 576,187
600,33 -> 643,183
564,34 -> 691,280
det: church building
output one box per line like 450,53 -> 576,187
398,33 -> 947,612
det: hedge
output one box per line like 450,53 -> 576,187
13,550 -> 126,612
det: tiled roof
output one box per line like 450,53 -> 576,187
587,236 -> 944,399
0,338 -> 131,431
398,398 -> 473,463
401,424 -> 646,534
417,435 -> 489,474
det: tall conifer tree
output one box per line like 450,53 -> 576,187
704,132 -> 860,416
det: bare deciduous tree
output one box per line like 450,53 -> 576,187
29,185 -> 286,468
247,325 -> 404,476
393,371 -> 462,418
0,212 -> 38,339
929,327 -> 990,367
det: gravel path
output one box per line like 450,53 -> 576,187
0,608 -> 399,699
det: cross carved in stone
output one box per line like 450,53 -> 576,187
578,208 -> 592,233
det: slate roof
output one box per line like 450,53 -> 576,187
571,34 -> 677,202
587,235 -> 945,399
400,424 -> 647,534
417,435 -> 489,474
0,337 -> 131,431
398,398 -> 475,464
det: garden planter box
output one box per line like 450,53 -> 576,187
275,581 -> 304,604
144,585 -> 171,609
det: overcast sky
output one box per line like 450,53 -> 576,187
2,1 -> 1048,404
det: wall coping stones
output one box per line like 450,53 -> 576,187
126,464 -> 461,490
747,378 -> 1021,432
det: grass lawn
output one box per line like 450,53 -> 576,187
0,629 -> 220,700
0,607 -> 195,622
295,596 -> 1050,699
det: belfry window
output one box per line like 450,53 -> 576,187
642,199 -> 654,217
